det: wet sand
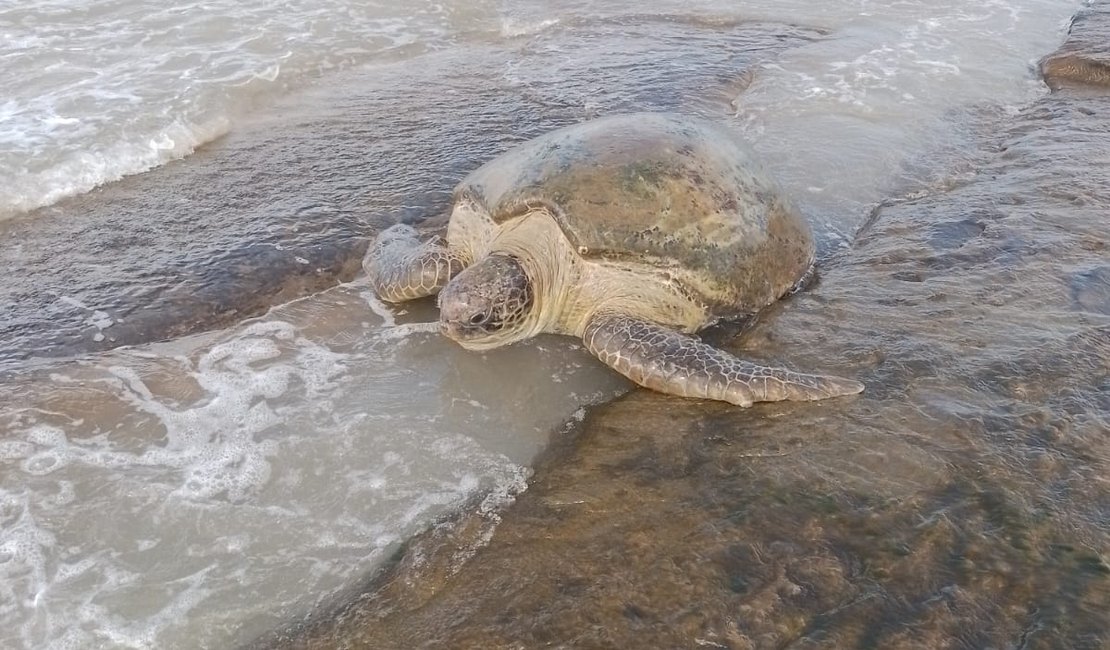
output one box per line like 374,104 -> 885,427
253,7 -> 1110,650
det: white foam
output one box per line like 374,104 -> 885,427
361,290 -> 398,327
0,279 -> 629,649
0,116 -> 232,219
0,490 -> 56,631
0,317 -> 362,647
356,283 -> 442,344
373,320 -> 441,342
500,17 -> 560,38
53,296 -> 117,341
15,320 -> 346,509
90,566 -> 216,650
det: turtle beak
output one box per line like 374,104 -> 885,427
439,318 -> 462,340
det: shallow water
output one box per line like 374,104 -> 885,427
259,78 -> 1110,650
0,285 -> 626,648
0,0 -> 1100,648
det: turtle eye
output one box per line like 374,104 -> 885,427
468,313 -> 488,326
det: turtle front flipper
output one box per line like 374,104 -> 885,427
582,312 -> 863,407
364,224 -> 468,302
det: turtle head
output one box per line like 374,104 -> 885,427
438,254 -> 535,349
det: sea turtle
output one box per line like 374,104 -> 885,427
365,113 -> 863,406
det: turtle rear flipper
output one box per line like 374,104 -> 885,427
365,224 -> 467,302
582,312 -> 864,407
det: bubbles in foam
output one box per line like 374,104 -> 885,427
175,438 -> 277,502
25,425 -> 67,449
0,441 -> 36,461
0,490 -> 55,621
11,426 -> 73,477
20,453 -> 66,477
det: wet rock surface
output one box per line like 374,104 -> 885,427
0,19 -> 816,372
1040,0 -> 1110,91
253,22 -> 1110,650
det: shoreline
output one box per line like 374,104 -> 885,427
253,4 -> 1110,648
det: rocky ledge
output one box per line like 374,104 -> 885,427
253,6 -> 1110,649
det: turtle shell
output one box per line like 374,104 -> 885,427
454,113 -> 815,313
